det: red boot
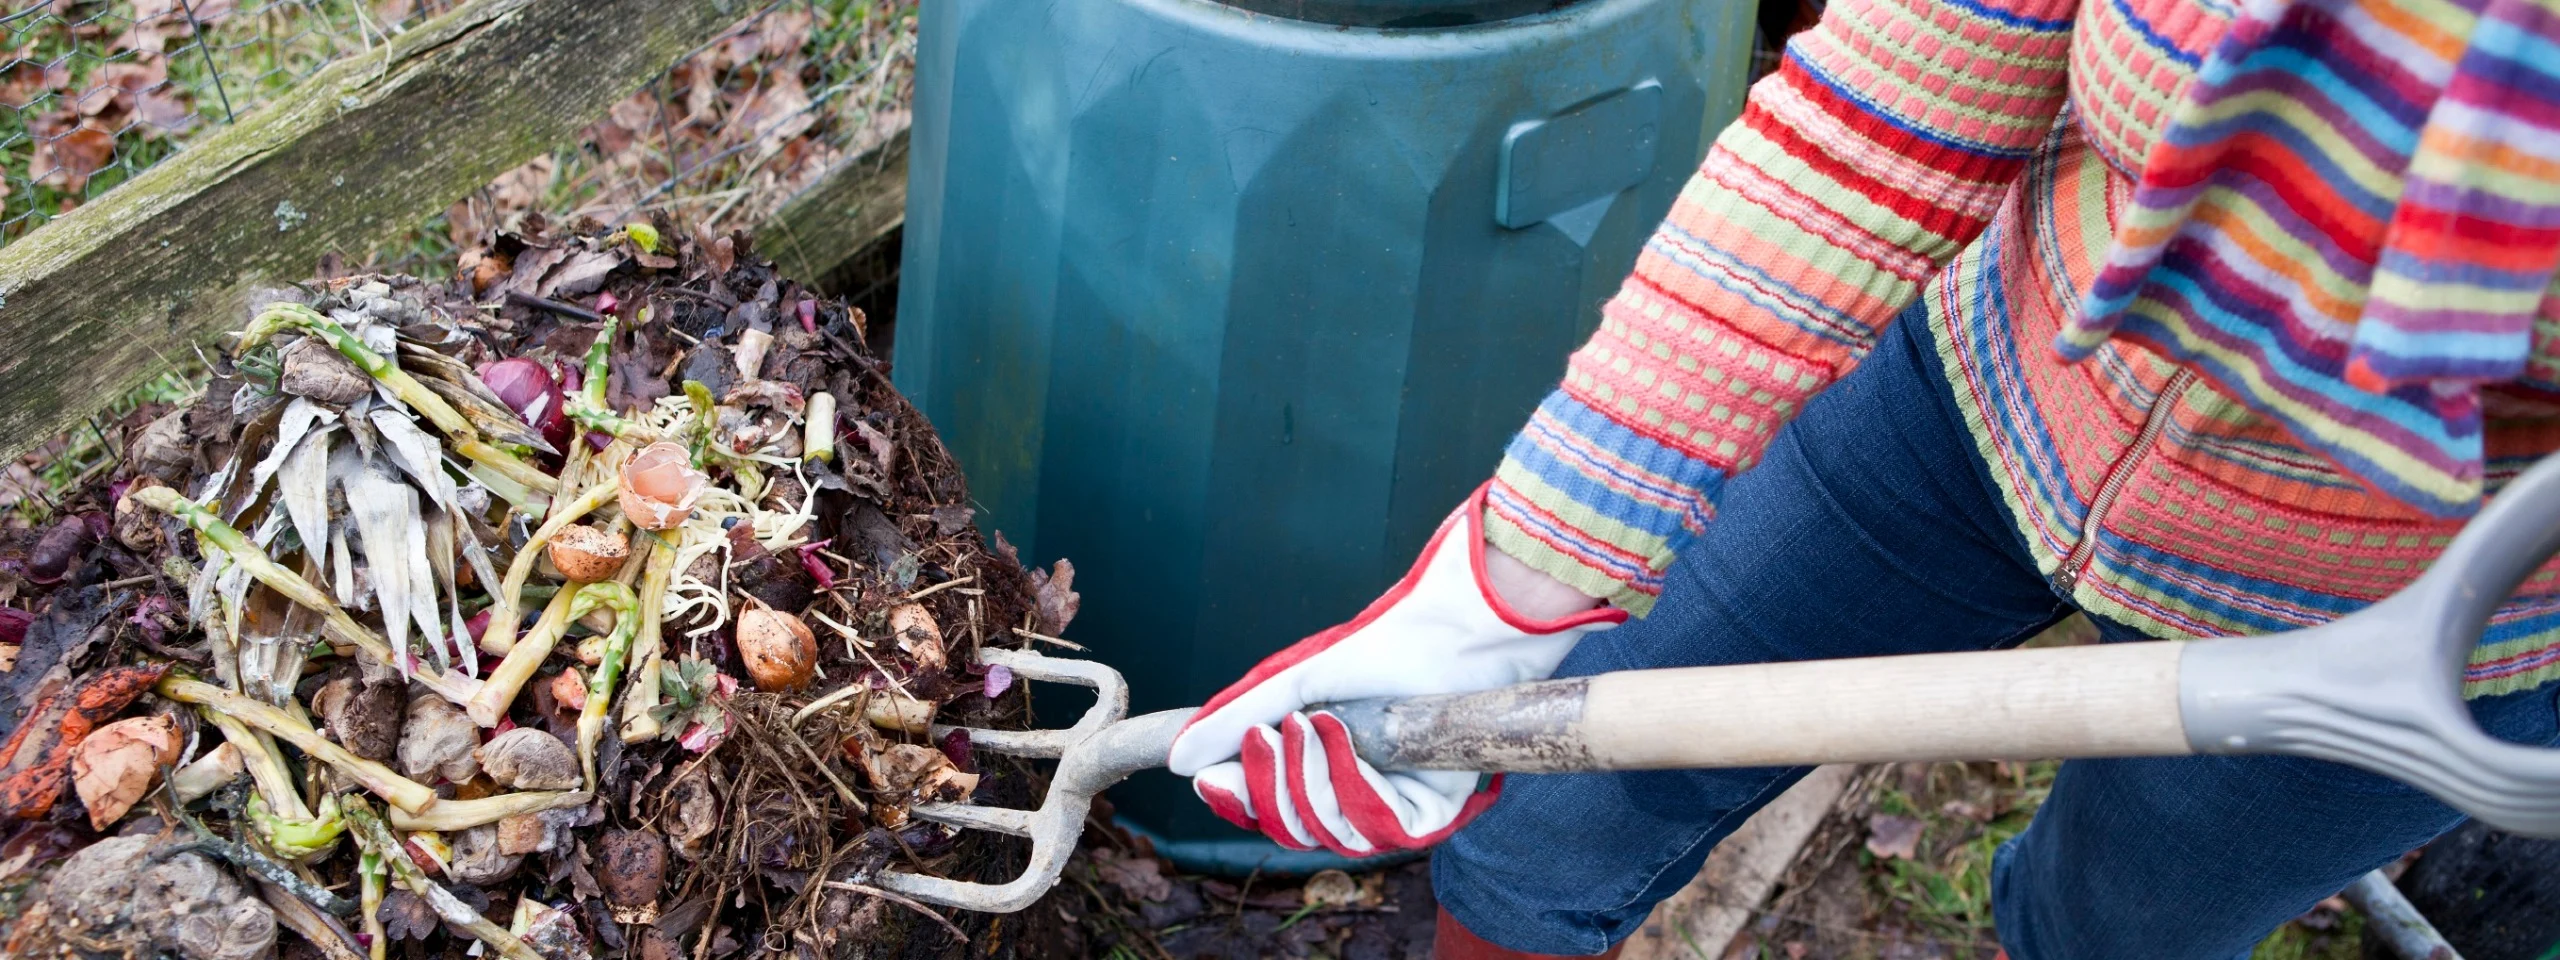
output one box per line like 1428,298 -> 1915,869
1434,908 -> 1624,959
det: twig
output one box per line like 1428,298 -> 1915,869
152,839 -> 359,914
1011,627 -> 1085,651
162,788 -> 363,917
777,721 -> 866,814
790,678 -> 869,726
820,881 -> 968,943
505,290 -> 605,323
164,678 -> 437,814
904,575 -> 974,601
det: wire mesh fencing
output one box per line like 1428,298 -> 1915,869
0,0 -> 454,246
0,0 -> 919,266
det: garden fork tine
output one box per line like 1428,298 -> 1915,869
870,647 -> 1198,914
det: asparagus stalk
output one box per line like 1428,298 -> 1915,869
385,790 -> 590,832
135,487 -> 481,706
358,845 -> 387,960
203,709 -> 310,819
478,477 -> 623,657
162,677 -> 438,815
345,797 -> 542,960
576,545 -> 659,785
467,582 -> 635,728
466,588 -> 575,727
561,312 -> 660,441
619,534 -> 678,743
240,303 -> 556,497
804,392 -> 837,463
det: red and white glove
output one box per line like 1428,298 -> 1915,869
1165,487 -> 1625,856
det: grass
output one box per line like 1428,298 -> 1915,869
1866,761 -> 2053,946
1783,759 -> 2371,959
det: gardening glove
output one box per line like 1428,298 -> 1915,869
1165,485 -> 1626,856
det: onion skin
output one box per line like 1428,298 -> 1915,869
478,358 -> 570,452
27,515 -> 93,584
735,608 -> 816,692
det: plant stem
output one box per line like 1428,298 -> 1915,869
385,789 -> 589,832
577,546 -> 658,785
619,534 -> 678,744
480,477 -> 623,656
468,581 -> 636,728
162,677 -> 438,815
203,709 -> 312,820
359,847 -> 387,960
467,588 -> 576,727
345,797 -> 543,960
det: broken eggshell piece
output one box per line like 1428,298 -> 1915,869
618,442 -> 708,531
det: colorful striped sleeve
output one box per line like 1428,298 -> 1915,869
1486,0 -> 2082,614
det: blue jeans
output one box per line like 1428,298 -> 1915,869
1430,312 -> 2560,959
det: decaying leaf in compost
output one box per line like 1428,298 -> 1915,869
1031,558 -> 1080,635
279,335 -> 372,405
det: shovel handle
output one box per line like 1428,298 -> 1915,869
1324,641 -> 2192,773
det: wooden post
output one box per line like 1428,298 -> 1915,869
0,0 -> 750,457
756,123 -> 910,294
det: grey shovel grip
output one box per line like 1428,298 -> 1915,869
2178,454 -> 2560,839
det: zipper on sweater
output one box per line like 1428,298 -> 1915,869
2053,368 -> 2198,596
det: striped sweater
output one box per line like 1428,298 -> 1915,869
1488,0 -> 2560,696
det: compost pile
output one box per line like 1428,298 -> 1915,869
0,222 -> 1081,960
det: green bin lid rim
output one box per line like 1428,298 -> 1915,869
1212,0 -> 1586,27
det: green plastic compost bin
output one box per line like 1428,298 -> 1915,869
895,0 -> 1754,873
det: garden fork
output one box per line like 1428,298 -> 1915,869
874,453 -> 2560,913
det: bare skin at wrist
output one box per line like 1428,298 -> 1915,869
1483,543 -> 1608,621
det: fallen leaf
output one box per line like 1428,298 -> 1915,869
1865,814 -> 1923,861
1030,559 -> 1079,636
71,715 -> 181,830
378,889 -> 437,942
1093,848 -> 1171,903
31,124 -> 115,193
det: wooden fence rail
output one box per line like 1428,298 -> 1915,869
0,0 -> 753,458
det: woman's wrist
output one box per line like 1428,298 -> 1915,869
1482,541 -> 1609,621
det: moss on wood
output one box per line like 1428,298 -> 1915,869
0,0 -> 749,457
